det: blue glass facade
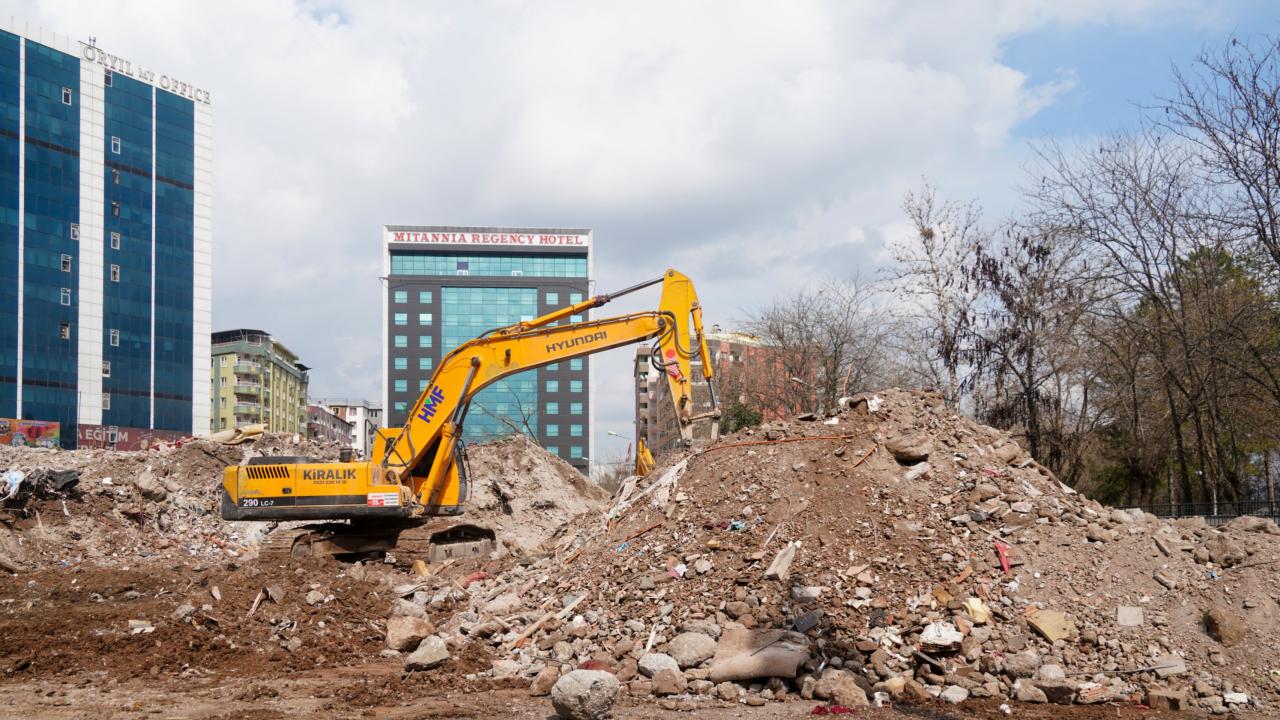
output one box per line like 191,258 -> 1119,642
102,72 -> 152,428
391,252 -> 587,278
152,90 -> 194,431
0,31 -> 20,414
0,28 -> 207,445
21,39 -> 79,431
440,286 -> 538,442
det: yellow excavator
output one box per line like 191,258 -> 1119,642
221,269 -> 720,559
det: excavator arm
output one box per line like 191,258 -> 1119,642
372,268 -> 718,515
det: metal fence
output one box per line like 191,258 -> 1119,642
1120,500 -> 1279,527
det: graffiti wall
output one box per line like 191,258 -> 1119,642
0,419 -> 61,448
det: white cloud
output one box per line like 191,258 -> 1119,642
4,0 -> 1238,456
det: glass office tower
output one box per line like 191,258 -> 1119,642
382,226 -> 592,473
0,21 -> 212,445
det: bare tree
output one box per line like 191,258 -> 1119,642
888,180 -> 986,406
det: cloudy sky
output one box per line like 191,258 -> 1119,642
8,0 -> 1275,462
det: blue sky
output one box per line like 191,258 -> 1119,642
1006,1 -> 1278,138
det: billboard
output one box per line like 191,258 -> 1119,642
76,424 -> 188,451
0,418 -> 61,448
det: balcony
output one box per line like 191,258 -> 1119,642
233,403 -> 260,414
234,384 -> 261,396
234,362 -> 262,375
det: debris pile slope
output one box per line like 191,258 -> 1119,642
399,388 -> 1279,715
463,433 -> 610,552
0,434 -> 341,569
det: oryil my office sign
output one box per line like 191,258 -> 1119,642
81,42 -> 212,106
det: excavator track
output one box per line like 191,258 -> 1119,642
255,521 -> 497,563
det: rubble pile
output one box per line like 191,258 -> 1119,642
463,434 -> 610,552
0,433 -> 341,568
394,389 -> 1280,715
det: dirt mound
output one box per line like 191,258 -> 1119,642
403,389 -> 1279,714
463,434 -> 609,552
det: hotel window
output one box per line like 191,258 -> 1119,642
60,254 -> 71,272
569,380 -> 583,393
570,358 -> 583,371
545,380 -> 559,393
70,223 -> 79,240
570,446 -> 583,459
393,290 -> 407,304
419,357 -> 433,371
570,292 -> 583,303
111,136 -> 121,154
393,312 -> 407,325
102,361 -> 112,378
545,402 -> 559,415
59,322 -> 70,340
570,424 -> 583,437
110,232 -> 121,249
545,292 -> 559,305
418,313 -> 432,325
111,169 -> 120,185
419,379 -> 428,391
419,335 -> 432,348
545,445 -> 559,456
546,424 -> 559,437
393,357 -> 407,370
394,401 -> 407,413
109,329 -> 119,347
61,87 -> 72,105
104,69 -> 113,86
394,380 -> 407,393
419,290 -> 432,303
102,393 -> 110,410
110,264 -> 120,282
546,363 -> 559,371
60,288 -> 71,306
111,201 -> 120,217
569,402 -> 583,415
394,335 -> 407,348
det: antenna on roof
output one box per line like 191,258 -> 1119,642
88,36 -> 97,47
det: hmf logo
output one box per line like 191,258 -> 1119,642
417,385 -> 447,423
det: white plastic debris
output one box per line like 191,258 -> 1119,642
3,470 -> 25,500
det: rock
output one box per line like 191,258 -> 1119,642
904,462 -> 931,482
724,601 -> 751,619
304,590 -> 325,606
1033,679 -> 1078,704
1203,604 -> 1246,646
814,669 -> 869,707
1116,606 -> 1143,627
707,627 -> 810,682
920,621 -> 963,652
652,668 -> 687,696
1146,688 -> 1187,711
939,685 -> 969,704
1014,681 -> 1048,703
715,681 -> 741,701
1206,536 -> 1246,567
884,435 -> 932,463
484,592 -> 523,615
993,441 -> 1021,464
404,636 -> 450,671
1028,610 -> 1077,642
386,615 -> 435,651
531,665 -> 561,696
492,659 -> 522,678
1036,664 -> 1065,681
1223,692 -> 1249,705
132,468 -> 168,502
638,653 -> 680,678
1154,572 -> 1178,590
172,603 -> 196,621
551,670 -> 620,720
763,542 -> 798,581
668,632 -> 717,669
998,650 -> 1039,676
974,483 -> 1000,501
1224,515 -> 1280,534
963,597 -> 991,624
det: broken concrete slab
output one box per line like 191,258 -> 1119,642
1028,609 -> 1077,642
707,627 -> 810,682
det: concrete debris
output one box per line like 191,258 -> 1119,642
551,670 -> 619,720
707,628 -> 810,682
404,636 -> 450,671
